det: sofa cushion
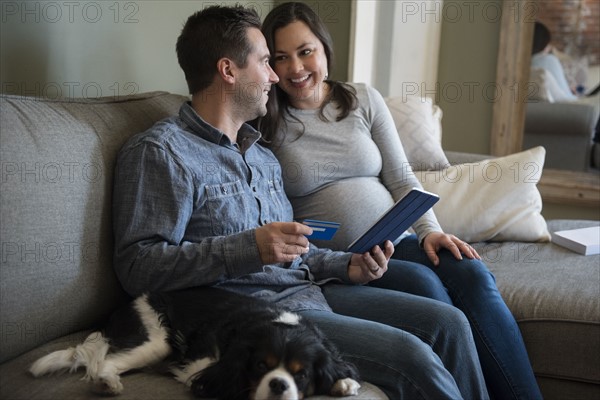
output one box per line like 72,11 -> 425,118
473,219 -> 600,387
0,92 -> 187,363
414,146 -> 551,242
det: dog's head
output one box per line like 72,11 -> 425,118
190,311 -> 359,400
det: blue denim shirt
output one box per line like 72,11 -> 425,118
112,102 -> 353,312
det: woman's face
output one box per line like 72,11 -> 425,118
272,20 -> 329,110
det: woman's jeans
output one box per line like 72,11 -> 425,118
300,283 -> 489,399
371,234 -> 542,400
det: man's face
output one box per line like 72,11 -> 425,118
234,28 -> 279,120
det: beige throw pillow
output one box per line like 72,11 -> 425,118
414,146 -> 551,242
385,96 -> 449,171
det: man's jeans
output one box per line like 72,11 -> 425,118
300,283 -> 489,399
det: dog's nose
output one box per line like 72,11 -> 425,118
269,377 -> 289,395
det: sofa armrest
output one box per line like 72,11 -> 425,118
524,100 -> 599,139
523,99 -> 599,171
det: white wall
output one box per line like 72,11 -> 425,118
349,0 -> 505,156
349,0 -> 442,98
348,0 -> 377,87
388,1 -> 442,98
1,0 -> 276,98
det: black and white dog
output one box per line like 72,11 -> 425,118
30,287 -> 361,399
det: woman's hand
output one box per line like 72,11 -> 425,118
422,232 -> 481,266
348,240 -> 394,284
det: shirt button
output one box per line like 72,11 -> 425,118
222,187 -> 228,194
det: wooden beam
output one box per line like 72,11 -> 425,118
490,0 -> 535,157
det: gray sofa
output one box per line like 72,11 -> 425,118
523,98 -> 600,172
1,92 -> 598,400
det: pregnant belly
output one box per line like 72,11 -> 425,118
290,177 -> 395,251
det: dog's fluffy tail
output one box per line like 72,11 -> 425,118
29,331 -> 109,379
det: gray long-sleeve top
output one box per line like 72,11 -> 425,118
271,83 -> 442,250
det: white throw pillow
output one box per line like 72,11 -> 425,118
529,68 -> 555,102
414,146 -> 551,242
385,96 -> 449,171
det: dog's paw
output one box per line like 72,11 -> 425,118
91,375 -> 123,396
331,378 -> 361,397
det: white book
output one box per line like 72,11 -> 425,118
551,226 -> 600,255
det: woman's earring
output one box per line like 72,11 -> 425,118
324,73 -> 329,81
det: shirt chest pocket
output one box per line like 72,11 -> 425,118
265,177 -> 293,221
204,180 -> 258,235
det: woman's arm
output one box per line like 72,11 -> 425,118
364,85 -> 442,242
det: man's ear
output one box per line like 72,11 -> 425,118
216,58 -> 236,84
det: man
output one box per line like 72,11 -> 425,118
112,5 -> 389,309
112,5 -> 488,399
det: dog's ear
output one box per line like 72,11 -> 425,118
190,342 -> 252,400
312,338 -> 360,395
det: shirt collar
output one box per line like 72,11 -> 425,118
179,102 -> 261,150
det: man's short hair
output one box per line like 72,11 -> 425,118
176,6 -> 262,94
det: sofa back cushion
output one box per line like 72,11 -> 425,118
0,92 -> 187,363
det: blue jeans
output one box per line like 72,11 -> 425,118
373,235 -> 542,400
300,284 -> 489,399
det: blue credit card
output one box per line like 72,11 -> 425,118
303,219 -> 340,240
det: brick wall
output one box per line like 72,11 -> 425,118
535,0 -> 600,65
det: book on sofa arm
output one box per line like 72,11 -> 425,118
347,188 -> 439,254
551,226 -> 600,255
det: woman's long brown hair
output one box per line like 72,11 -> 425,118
256,2 -> 358,146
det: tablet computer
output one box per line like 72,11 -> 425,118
347,188 -> 439,254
